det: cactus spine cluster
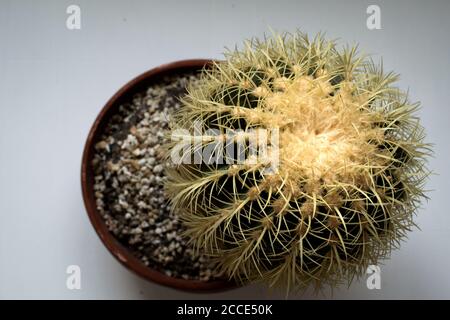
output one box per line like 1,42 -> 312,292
166,31 -> 429,291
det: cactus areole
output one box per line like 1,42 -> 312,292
165,31 -> 429,291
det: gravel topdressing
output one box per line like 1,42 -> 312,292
92,72 -> 219,281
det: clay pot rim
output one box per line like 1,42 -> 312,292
81,59 -> 236,293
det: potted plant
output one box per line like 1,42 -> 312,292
82,31 -> 429,293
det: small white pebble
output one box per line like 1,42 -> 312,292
153,164 -> 164,174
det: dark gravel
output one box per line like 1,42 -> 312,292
92,72 -> 219,281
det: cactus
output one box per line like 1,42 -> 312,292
165,31 -> 430,291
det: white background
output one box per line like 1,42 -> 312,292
1,0 -> 449,299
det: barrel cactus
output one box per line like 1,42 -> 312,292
165,31 -> 430,291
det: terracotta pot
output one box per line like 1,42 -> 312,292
81,59 -> 236,292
